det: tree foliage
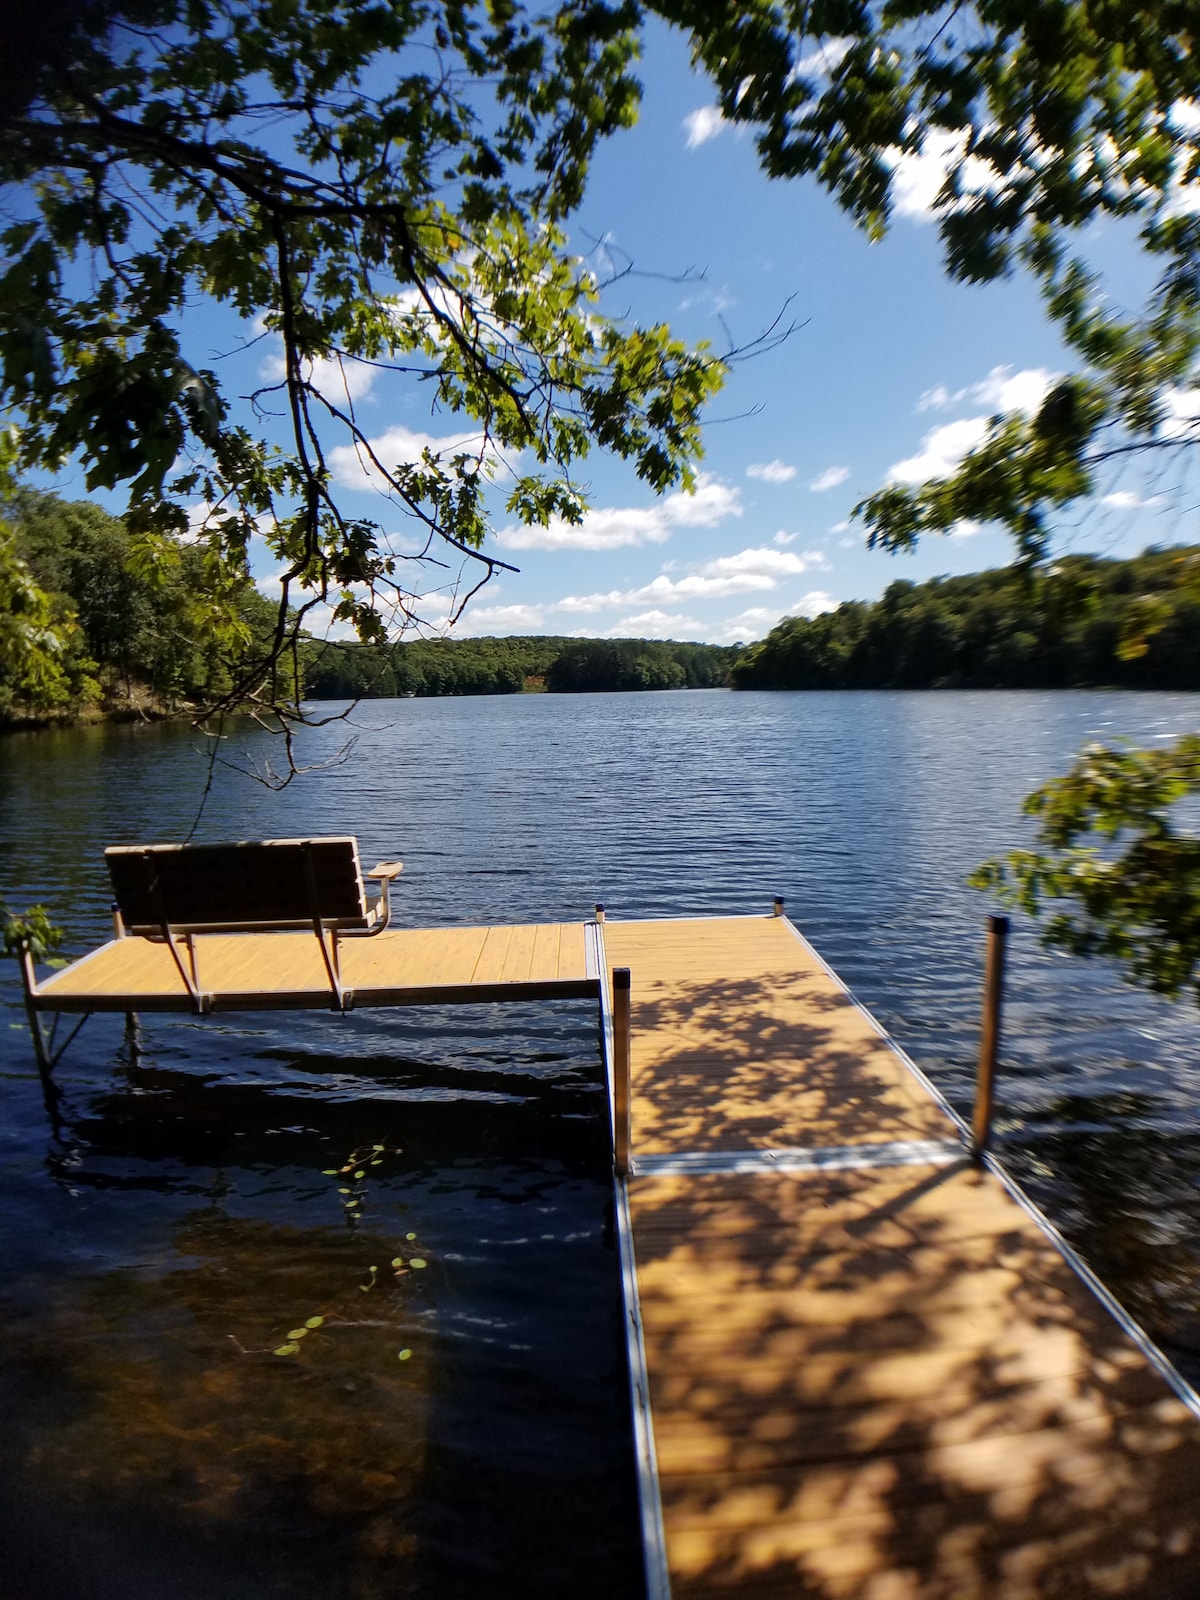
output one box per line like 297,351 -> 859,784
671,0 -> 1200,1001
731,545 -> 1200,690
970,739 -> 1200,1004
307,632 -> 737,695
667,0 -> 1200,561
1,490 -> 279,718
0,0 -> 723,723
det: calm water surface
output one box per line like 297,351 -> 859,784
3,688 -> 1200,1596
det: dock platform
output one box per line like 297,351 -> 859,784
22,907 -> 1200,1595
602,916 -> 1200,1600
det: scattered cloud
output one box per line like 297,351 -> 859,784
890,367 -> 1062,484
948,519 -> 983,539
1100,489 -> 1164,510
789,591 -> 837,618
917,365 -> 1061,417
677,286 -> 736,316
601,609 -> 704,638
747,459 -> 797,484
453,602 -> 547,634
497,474 -> 741,552
259,342 -> 379,405
683,107 -> 726,149
888,417 -> 991,482
887,128 -> 1006,222
792,37 -> 853,80
772,530 -> 798,546
328,422 -> 503,491
553,545 -> 823,614
829,520 -> 851,534
809,464 -> 849,492
1159,387 -> 1200,441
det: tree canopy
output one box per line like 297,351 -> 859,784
667,0 -> 1200,560
0,0 -> 724,723
5,0 -> 1200,998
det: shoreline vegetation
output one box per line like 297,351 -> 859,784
5,493 -> 1200,730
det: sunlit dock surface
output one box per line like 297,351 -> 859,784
25,910 -> 1200,1596
31,921 -> 597,1011
602,916 -> 1200,1600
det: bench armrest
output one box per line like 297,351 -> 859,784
366,862 -> 404,881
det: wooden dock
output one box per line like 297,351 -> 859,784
599,915 -> 1200,1600
29,921 -> 598,1012
24,905 -> 1200,1595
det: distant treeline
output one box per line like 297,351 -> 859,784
10,490 -> 1200,723
731,547 -> 1200,691
305,635 -> 739,698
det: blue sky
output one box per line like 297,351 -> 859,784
47,19 -> 1192,646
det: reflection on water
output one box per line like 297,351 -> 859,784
3,688 -> 1200,1589
0,1008 -> 638,1599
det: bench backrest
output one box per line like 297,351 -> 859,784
106,838 -> 368,934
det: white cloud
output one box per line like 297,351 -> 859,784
792,37 -> 853,79
1101,490 -> 1154,510
917,365 -> 1061,417
829,520 -> 850,534
809,464 -> 849,492
684,107 -> 726,149
888,417 -> 991,482
260,346 -> 378,405
554,544 -> 821,614
772,530 -> 798,546
453,603 -> 547,634
1159,387 -> 1200,441
747,459 -> 797,483
916,384 -> 952,413
328,422 -> 503,491
789,591 -> 837,618
948,519 -> 983,539
889,367 -> 1061,483
601,609 -> 704,638
887,128 -> 1005,221
710,607 -> 786,642
497,474 -> 741,552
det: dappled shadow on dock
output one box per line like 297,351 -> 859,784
625,966 -> 950,1155
631,1162 -> 1200,1599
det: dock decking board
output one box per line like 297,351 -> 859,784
602,916 -> 1200,1599
24,906 -> 1200,1594
32,921 -> 592,1011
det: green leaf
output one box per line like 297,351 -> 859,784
274,1343 -> 300,1356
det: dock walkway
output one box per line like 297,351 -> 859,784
24,906 -> 1200,1594
601,915 -> 1200,1600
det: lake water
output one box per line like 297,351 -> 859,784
3,688 -> 1200,1597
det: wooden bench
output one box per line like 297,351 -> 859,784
103,837 -> 403,1012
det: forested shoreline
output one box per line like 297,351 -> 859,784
6,491 -> 1200,726
305,635 -> 738,698
731,548 -> 1200,691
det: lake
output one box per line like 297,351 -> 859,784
2,688 -> 1200,1597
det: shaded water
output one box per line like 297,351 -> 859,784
3,689 -> 1200,1594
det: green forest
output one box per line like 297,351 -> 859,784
6,492 -> 1200,724
731,548 -> 1200,691
305,635 -> 738,699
